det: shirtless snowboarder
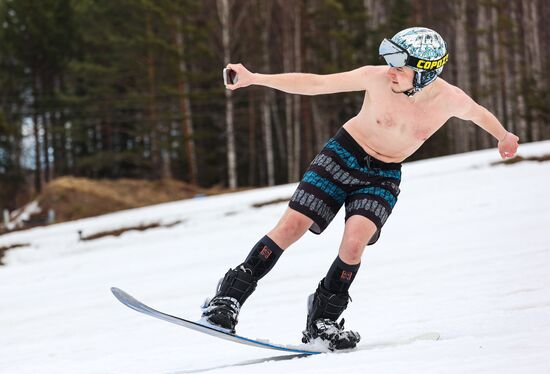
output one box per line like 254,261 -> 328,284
201,27 -> 520,350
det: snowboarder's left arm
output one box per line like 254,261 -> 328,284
450,87 -> 519,160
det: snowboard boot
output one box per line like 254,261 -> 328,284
301,279 -> 360,350
201,266 -> 257,333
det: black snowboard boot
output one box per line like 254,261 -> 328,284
301,280 -> 360,350
201,266 -> 257,333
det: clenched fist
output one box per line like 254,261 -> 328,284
498,132 -> 519,159
224,63 -> 255,90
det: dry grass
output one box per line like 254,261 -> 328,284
37,177 -> 222,223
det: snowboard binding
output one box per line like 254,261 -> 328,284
302,280 -> 360,350
201,266 -> 257,333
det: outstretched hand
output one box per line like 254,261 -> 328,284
224,63 -> 254,90
498,132 -> 519,159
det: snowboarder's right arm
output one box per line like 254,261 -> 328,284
224,63 -> 371,95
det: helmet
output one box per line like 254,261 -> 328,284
379,27 -> 448,95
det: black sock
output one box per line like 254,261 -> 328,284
239,235 -> 284,280
323,256 -> 360,294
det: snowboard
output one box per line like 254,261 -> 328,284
111,287 -> 324,354
111,287 -> 440,355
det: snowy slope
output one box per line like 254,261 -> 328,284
1,141 -> 549,374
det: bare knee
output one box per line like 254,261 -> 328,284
268,209 -> 312,249
275,213 -> 310,238
338,216 -> 377,264
339,236 -> 367,264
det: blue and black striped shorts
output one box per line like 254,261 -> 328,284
289,128 -> 402,245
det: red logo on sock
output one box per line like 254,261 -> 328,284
340,270 -> 353,281
259,246 -> 272,259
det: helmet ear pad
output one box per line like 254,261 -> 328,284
412,68 -> 441,90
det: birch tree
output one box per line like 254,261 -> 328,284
280,0 -> 295,182
218,0 -> 237,189
292,0 -> 302,181
260,0 -> 275,186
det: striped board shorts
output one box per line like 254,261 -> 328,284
289,128 -> 402,245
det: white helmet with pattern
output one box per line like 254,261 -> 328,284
379,27 -> 448,96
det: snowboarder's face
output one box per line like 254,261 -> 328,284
387,66 -> 414,93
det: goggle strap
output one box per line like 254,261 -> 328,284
407,54 -> 449,71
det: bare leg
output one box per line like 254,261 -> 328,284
266,207 -> 314,249
338,215 -> 377,264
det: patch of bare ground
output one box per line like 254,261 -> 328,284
491,154 -> 550,166
79,220 -> 183,241
2,177 -> 248,235
251,197 -> 291,208
0,243 -> 29,265
37,177 -> 215,223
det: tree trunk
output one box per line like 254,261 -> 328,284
280,0 -> 294,182
311,98 -> 327,150
489,5 -> 505,130
453,0 -> 471,153
32,73 -> 42,193
539,0 -> 550,139
41,111 -> 51,182
292,0 -> 302,181
218,0 -> 237,189
271,98 -> 286,174
145,12 -> 167,179
476,2 -> 493,149
307,1 -> 328,151
511,0 -> 528,142
248,89 -> 256,185
497,5 -> 514,136
522,0 -> 543,141
364,0 -> 386,31
261,0 -> 275,186
175,16 -> 198,185
32,111 -> 42,193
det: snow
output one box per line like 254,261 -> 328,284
1,141 -> 550,374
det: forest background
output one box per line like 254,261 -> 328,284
0,0 -> 548,216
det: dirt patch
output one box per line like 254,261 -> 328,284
252,197 -> 291,209
491,154 -> 550,166
1,177 -> 248,235
79,220 -> 183,241
23,177 -> 239,223
36,177 -> 211,223
0,243 -> 30,265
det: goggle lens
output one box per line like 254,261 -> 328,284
379,38 -> 408,67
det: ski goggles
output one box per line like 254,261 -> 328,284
379,38 -> 449,71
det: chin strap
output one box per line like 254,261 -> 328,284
403,71 -> 425,96
404,69 -> 439,97
403,88 -> 419,97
